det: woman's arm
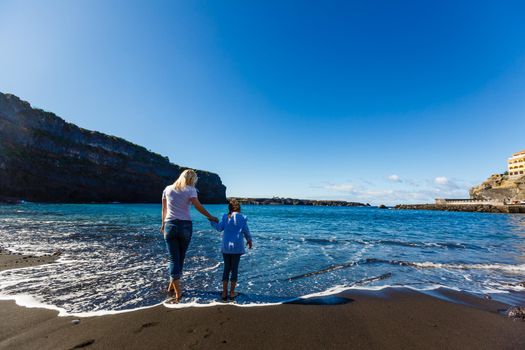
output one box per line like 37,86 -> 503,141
160,198 -> 167,233
211,214 -> 225,231
190,197 -> 219,222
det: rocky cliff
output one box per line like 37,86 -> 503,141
469,174 -> 525,203
0,92 -> 227,203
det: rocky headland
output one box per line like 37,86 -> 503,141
229,197 -> 369,207
470,173 -> 525,203
0,92 -> 226,203
396,173 -> 525,214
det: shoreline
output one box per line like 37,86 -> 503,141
1,252 -> 525,349
1,288 -> 524,349
228,197 -> 370,207
395,203 -> 525,214
0,247 -> 59,273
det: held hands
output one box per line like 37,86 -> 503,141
247,240 -> 253,249
208,216 -> 219,223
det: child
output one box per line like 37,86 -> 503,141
211,200 -> 253,301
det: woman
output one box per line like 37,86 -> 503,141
160,169 -> 218,302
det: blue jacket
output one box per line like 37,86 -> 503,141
211,212 -> 252,254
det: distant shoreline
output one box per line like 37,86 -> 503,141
228,197 -> 370,207
0,197 -> 370,207
396,203 -> 525,214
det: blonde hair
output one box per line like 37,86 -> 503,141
173,169 -> 198,191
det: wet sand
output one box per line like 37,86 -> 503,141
1,252 -> 524,349
0,248 -> 58,272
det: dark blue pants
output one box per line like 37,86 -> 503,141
222,253 -> 241,282
164,220 -> 192,281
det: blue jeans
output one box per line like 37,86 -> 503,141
222,253 -> 241,282
164,220 -> 193,281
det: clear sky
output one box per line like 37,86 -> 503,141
1,1 -> 524,205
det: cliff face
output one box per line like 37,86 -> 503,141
469,174 -> 525,203
0,93 -> 227,203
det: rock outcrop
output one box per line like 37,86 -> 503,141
0,92 -> 226,203
469,174 -> 525,203
229,197 -> 369,207
506,306 -> 525,320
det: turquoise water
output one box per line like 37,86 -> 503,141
0,203 -> 524,314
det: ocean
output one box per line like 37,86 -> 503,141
1,203 -> 524,315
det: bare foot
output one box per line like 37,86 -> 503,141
166,297 -> 179,304
229,281 -> 237,300
221,281 -> 228,301
172,280 -> 182,301
175,293 -> 184,302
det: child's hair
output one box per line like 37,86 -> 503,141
228,199 -> 241,216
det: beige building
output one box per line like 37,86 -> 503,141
508,149 -> 525,178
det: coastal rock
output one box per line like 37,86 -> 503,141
0,92 -> 226,203
394,204 -> 525,214
470,174 -> 525,204
506,307 -> 525,320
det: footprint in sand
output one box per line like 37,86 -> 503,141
69,339 -> 95,349
133,322 -> 159,334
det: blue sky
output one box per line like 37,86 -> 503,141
1,1 -> 524,205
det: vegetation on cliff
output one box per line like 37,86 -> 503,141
0,92 -> 226,203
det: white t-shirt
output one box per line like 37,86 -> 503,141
162,185 -> 198,221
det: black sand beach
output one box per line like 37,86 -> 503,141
1,251 -> 524,350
